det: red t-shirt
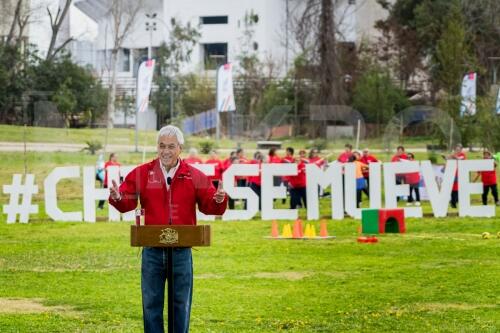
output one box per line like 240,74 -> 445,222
360,154 -> 378,177
391,153 -> 408,162
309,156 -> 326,168
480,170 -> 497,186
405,172 -> 420,185
247,159 -> 262,186
288,161 -> 307,188
184,157 -> 203,164
337,152 -> 352,163
104,160 -> 120,187
205,158 -> 223,181
268,155 -> 282,163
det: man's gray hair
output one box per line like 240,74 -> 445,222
157,125 -> 185,145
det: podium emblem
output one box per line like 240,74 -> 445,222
159,228 -> 179,245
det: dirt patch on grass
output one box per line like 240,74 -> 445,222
254,271 -> 312,281
415,302 -> 498,312
195,273 -> 223,279
0,298 -> 80,316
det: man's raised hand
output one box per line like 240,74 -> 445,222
110,179 -> 121,201
213,180 -> 225,203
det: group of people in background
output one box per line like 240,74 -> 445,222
96,142 -> 499,211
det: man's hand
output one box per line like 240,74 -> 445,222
110,179 -> 121,201
213,181 -> 226,204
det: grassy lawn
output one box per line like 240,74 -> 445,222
0,124 -> 449,151
0,218 -> 498,332
0,149 -> 499,332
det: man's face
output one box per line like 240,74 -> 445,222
157,135 -> 181,168
363,150 -> 368,156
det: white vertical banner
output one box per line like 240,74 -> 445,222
216,63 -> 236,112
136,59 -> 156,113
460,72 -> 476,116
495,86 -> 500,114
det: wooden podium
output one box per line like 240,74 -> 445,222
131,225 -> 211,333
130,225 -> 211,247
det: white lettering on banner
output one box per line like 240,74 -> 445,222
107,166 -> 135,222
306,163 -> 344,220
458,159 -> 495,217
383,161 -> 423,218
368,163 -> 382,209
2,161 -> 497,223
44,166 -> 82,222
189,163 -> 216,221
221,164 -> 259,221
261,164 -> 298,220
420,160 -> 456,217
83,167 -> 108,223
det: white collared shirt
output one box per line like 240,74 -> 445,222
159,159 -> 180,189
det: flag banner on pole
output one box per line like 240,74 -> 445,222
460,72 -> 476,116
136,59 -> 156,113
216,63 -> 236,112
495,86 -> 500,114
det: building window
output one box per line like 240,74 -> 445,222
200,16 -> 228,24
202,43 -> 228,70
118,48 -> 130,72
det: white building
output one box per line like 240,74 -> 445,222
73,0 -> 390,85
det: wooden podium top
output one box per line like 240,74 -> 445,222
130,225 -> 211,248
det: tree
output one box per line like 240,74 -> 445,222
52,79 -> 77,127
151,18 -> 200,127
352,65 -> 410,132
105,0 -> 144,129
45,0 -> 73,61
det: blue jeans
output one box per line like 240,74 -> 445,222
141,247 -> 193,333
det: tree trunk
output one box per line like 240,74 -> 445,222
317,0 -> 344,106
106,49 -> 119,129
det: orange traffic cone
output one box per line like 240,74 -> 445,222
320,220 -> 329,237
296,219 -> 304,237
292,219 -> 302,238
271,220 -> 279,238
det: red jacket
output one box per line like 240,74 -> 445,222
109,159 -> 227,225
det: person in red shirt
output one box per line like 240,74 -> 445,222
443,144 -> 467,208
248,151 -> 264,209
405,153 -> 421,206
184,147 -> 203,164
473,150 -> 499,206
108,125 -> 227,333
391,146 -> 408,201
288,150 -> 308,209
360,148 -> 378,197
308,148 -> 327,168
98,152 -> 121,209
337,144 -> 353,163
205,150 -> 223,188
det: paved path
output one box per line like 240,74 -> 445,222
0,141 -> 433,154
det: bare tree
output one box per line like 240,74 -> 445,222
290,0 -> 346,105
105,0 -> 144,129
45,0 -> 73,61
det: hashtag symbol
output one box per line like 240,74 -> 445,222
3,174 -> 38,223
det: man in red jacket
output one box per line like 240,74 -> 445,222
109,125 -> 227,333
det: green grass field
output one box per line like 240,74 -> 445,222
0,128 -> 499,332
0,218 -> 499,332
